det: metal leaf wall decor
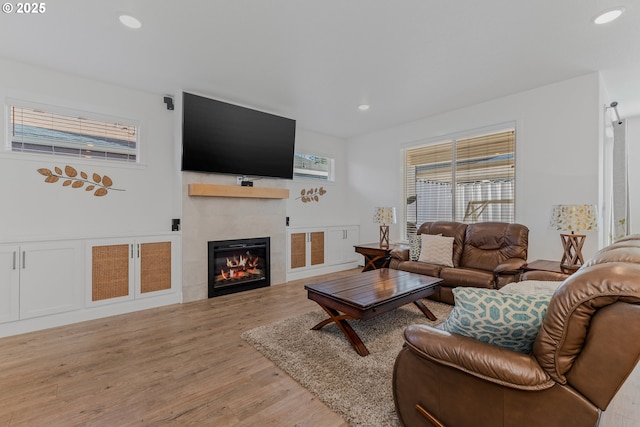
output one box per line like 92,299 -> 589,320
37,165 -> 125,197
296,187 -> 327,203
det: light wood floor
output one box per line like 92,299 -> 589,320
0,268 -> 638,427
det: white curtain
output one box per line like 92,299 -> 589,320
603,119 -> 629,244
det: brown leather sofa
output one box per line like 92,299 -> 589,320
389,221 -> 529,304
392,235 -> 640,427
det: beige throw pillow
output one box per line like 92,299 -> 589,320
418,234 -> 454,267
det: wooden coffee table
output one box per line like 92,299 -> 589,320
304,269 -> 442,356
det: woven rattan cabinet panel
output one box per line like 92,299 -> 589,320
310,232 -> 324,265
92,244 -> 131,301
87,236 -> 177,306
287,228 -> 326,272
290,233 -> 307,269
139,242 -> 171,294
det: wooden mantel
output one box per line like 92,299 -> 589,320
188,183 -> 289,199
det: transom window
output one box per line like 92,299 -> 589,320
404,128 -> 515,238
293,152 -> 334,181
8,101 -> 138,163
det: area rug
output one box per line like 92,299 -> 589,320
241,300 -> 452,427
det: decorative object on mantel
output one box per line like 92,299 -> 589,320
37,165 -> 124,197
296,187 -> 327,203
373,206 -> 396,248
550,204 -> 597,269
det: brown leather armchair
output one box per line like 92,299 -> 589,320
392,236 -> 640,427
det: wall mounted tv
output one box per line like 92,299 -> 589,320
182,92 -> 296,179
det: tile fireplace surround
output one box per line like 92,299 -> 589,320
181,172 -> 287,302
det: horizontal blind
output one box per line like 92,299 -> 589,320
455,130 -> 514,182
403,129 -> 515,238
406,140 -> 453,235
455,130 -> 514,222
10,105 -> 138,162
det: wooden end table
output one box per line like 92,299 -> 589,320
354,242 -> 407,272
522,259 -> 577,277
305,269 -> 442,356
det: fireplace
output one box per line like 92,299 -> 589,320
208,237 -> 270,297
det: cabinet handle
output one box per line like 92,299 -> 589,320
130,244 -> 134,258
22,251 -> 26,269
12,251 -> 16,270
137,244 -> 140,258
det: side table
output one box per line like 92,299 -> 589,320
522,259 -> 576,280
354,243 -> 404,272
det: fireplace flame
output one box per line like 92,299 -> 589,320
217,252 -> 263,283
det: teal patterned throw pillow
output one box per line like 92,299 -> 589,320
442,287 -> 552,353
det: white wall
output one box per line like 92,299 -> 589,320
0,58 -> 179,241
347,73 -> 602,261
285,128 -> 354,227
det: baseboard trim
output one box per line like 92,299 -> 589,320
0,293 -> 181,338
285,262 -> 360,282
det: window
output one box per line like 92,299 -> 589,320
293,152 -> 334,181
404,128 -> 515,238
8,101 -> 138,163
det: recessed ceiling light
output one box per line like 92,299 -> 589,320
358,104 -> 370,111
593,7 -> 625,24
119,14 -> 142,29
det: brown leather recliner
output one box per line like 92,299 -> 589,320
390,221 -> 529,304
392,235 -> 640,427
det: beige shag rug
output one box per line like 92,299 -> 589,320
241,300 -> 452,427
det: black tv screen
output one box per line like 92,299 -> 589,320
182,92 -> 296,179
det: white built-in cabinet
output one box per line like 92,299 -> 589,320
0,245 -> 21,323
286,225 -> 359,280
0,241 -> 82,322
85,236 -> 179,306
326,226 -> 360,266
0,234 -> 181,338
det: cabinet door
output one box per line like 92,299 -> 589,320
309,231 -> 325,266
135,237 -> 178,298
326,227 -> 360,265
88,240 -> 134,305
343,227 -> 360,263
0,245 -> 20,323
325,229 -> 345,265
19,241 -> 82,319
290,232 -> 307,269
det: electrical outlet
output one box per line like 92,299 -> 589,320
236,176 -> 244,185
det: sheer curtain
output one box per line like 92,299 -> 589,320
603,119 -> 629,244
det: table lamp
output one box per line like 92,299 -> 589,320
373,207 -> 396,248
550,204 -> 597,270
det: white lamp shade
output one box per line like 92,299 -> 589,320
373,207 -> 397,225
550,204 -> 597,232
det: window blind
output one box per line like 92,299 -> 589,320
404,129 -> 515,238
10,105 -> 138,162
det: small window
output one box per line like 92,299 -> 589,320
8,101 -> 138,163
293,153 -> 334,181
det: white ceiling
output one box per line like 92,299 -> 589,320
1,0 -> 639,138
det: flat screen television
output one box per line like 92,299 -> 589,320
182,92 -> 296,179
